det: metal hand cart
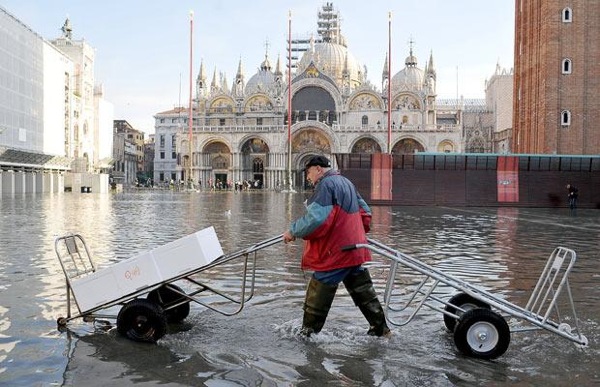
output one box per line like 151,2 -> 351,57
54,232 -> 283,343
56,232 -> 588,360
344,239 -> 589,359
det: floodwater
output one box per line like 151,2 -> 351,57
0,190 -> 599,386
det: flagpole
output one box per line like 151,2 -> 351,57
187,10 -> 194,187
387,11 -> 392,154
287,10 -> 294,192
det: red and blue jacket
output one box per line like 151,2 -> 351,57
289,170 -> 372,271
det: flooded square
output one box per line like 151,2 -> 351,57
0,191 -> 598,385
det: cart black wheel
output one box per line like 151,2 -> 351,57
117,299 -> 167,343
453,308 -> 510,360
444,293 -> 491,332
147,284 -> 190,323
57,317 -> 67,326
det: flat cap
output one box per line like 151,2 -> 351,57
305,155 -> 331,169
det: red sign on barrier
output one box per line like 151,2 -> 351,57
371,153 -> 392,201
497,156 -> 519,202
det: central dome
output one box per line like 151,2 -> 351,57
297,40 -> 363,88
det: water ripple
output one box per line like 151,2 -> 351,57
0,193 -> 598,385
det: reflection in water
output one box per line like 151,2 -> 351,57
0,191 -> 598,385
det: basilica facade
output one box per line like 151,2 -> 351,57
153,4 -> 476,189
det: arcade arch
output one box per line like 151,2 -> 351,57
392,93 -> 421,110
292,128 -> 332,154
392,138 -> 425,154
244,95 -> 273,112
438,140 -> 455,153
351,137 -> 382,153
348,92 -> 382,110
240,137 -> 270,185
202,141 -> 232,187
208,96 -> 235,114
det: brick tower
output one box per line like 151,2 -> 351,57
512,1 -> 600,155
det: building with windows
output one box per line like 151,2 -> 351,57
114,120 -> 145,174
486,65 -> 514,153
153,3 -> 513,190
112,120 -> 145,186
50,18 -> 114,172
513,1 -> 600,154
1,7 -> 72,193
0,7 -> 113,194
143,135 -> 155,185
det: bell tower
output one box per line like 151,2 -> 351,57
513,1 -> 600,154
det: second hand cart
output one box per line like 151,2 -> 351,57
343,238 -> 588,359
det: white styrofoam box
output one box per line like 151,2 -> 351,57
152,226 -> 223,280
69,226 -> 222,312
110,251 -> 162,296
70,269 -> 123,313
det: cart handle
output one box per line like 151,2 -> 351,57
341,244 -> 358,251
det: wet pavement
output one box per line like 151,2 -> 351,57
0,190 -> 599,386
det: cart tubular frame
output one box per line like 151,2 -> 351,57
54,233 -> 283,325
362,238 -> 588,347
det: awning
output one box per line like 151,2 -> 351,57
0,147 -> 72,170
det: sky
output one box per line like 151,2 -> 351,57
2,1 -> 515,134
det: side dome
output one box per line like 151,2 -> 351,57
391,51 -> 425,91
246,56 -> 276,94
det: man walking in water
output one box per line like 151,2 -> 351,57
283,156 -> 390,337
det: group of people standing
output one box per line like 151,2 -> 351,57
233,180 -> 262,191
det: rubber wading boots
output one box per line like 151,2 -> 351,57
301,278 -> 338,336
343,269 -> 391,337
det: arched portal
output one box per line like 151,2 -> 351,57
351,138 -> 382,154
202,141 -> 231,188
438,140 -> 455,153
241,137 -> 269,186
281,127 -> 333,191
292,128 -> 331,154
392,138 -> 425,154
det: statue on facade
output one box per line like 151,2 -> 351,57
61,17 -> 73,40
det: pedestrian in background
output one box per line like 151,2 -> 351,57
566,183 -> 579,210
